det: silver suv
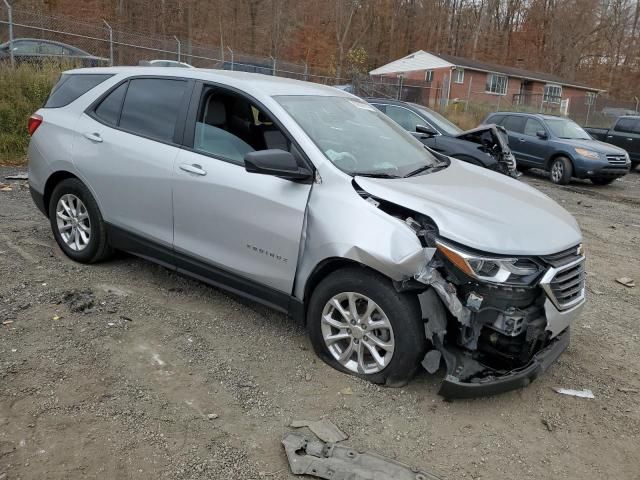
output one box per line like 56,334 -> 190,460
28,67 -> 586,398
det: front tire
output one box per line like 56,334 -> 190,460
307,267 -> 426,387
48,178 -> 111,263
549,157 -> 573,185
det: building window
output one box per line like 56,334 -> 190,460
425,70 -> 434,82
544,84 -> 562,103
585,91 -> 596,106
453,68 -> 464,84
486,73 -> 508,95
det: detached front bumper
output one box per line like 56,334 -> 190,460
438,327 -> 570,399
438,298 -> 584,399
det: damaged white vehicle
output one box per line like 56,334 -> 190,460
28,68 -> 585,397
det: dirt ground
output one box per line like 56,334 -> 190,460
1,166 -> 639,480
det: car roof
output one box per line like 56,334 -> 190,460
490,112 -> 569,121
65,66 -> 352,98
1,37 -> 92,55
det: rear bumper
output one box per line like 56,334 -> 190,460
29,185 -> 48,217
438,327 -> 570,399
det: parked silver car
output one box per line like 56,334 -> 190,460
27,67 -> 586,398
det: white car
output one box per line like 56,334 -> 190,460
27,67 -> 586,397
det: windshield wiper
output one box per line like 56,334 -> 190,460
354,172 -> 402,179
403,163 -> 447,177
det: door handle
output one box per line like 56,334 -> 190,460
179,163 -> 207,176
518,138 -> 526,142
627,137 -> 633,141
83,132 -> 102,143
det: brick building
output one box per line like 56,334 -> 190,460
370,50 -> 603,112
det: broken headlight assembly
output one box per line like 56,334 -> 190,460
435,240 -> 543,286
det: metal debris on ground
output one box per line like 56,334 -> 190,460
615,277 -> 635,288
553,388 -> 595,399
4,174 -> 28,180
282,433 -> 442,480
290,419 -> 348,443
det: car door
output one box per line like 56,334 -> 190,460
501,115 -> 529,163
76,77 -> 191,249
172,83 -> 312,298
518,117 -> 551,165
611,118 -> 640,161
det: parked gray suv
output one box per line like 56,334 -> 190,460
484,112 -> 631,185
28,67 -> 586,398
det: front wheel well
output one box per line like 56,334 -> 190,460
43,171 -> 79,217
302,258 -> 395,324
545,153 -> 573,171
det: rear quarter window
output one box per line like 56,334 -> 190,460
44,74 -> 113,108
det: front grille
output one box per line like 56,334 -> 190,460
549,260 -> 586,309
607,154 -> 628,166
541,246 -> 586,310
541,246 -> 581,268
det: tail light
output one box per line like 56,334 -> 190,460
28,114 -> 43,136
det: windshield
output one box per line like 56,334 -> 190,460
414,105 -> 463,136
545,118 -> 591,140
276,95 -> 438,177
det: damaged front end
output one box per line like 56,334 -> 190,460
456,124 -> 519,178
415,233 -> 586,398
365,195 -> 586,398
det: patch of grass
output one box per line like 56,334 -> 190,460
0,62 -> 65,165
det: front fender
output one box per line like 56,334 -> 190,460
292,181 -> 432,300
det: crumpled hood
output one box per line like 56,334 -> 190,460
561,137 -> 627,155
356,160 -> 582,256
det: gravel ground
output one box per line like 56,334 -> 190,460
1,166 -> 639,480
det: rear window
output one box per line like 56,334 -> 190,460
44,74 -> 112,108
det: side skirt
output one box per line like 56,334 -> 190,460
105,223 -> 305,322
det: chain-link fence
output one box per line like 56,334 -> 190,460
352,75 -> 443,107
0,3 -> 351,85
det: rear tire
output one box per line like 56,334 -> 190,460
48,178 -> 112,263
590,177 -> 616,185
549,157 -> 573,185
307,267 -> 426,387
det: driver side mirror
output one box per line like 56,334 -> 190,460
536,130 -> 548,140
244,149 -> 313,182
416,124 -> 438,137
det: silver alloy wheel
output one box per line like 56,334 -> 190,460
56,194 -> 91,251
551,160 -> 564,183
321,292 -> 395,375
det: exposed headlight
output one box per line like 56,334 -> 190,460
436,241 -> 543,286
574,148 -> 600,160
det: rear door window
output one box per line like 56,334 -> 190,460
44,74 -> 113,108
93,82 -> 128,126
118,78 -> 187,143
11,40 -> 39,54
502,115 -> 526,134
